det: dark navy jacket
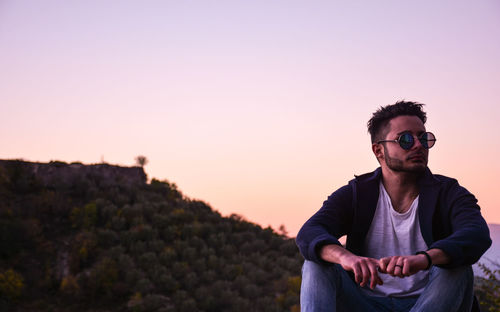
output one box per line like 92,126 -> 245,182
296,167 -> 492,268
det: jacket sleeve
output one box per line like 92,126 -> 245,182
429,180 -> 492,268
295,184 -> 354,263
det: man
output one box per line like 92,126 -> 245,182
296,101 -> 491,312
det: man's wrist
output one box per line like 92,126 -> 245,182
415,251 -> 432,270
425,248 -> 452,266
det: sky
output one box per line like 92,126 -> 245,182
1,0 -> 499,236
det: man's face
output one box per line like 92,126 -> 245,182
378,115 -> 429,173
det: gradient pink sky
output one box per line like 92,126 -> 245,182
1,1 -> 499,236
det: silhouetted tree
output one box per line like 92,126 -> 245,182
135,155 -> 148,167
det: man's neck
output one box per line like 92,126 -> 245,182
381,168 -> 421,213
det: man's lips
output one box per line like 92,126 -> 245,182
407,154 -> 426,161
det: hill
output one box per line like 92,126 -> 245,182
0,160 -> 302,312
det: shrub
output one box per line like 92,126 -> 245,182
0,269 -> 24,301
476,262 -> 500,312
60,274 -> 80,297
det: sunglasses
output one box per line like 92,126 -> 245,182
377,132 -> 436,150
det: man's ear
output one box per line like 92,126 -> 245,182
372,143 -> 384,160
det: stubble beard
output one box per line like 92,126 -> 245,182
384,149 -> 427,173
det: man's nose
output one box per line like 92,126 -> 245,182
411,136 -> 425,150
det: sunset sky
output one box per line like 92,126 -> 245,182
1,1 -> 499,236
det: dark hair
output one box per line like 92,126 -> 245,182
367,101 -> 427,143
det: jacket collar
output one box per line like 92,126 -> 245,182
417,167 -> 441,246
418,167 -> 441,186
348,168 -> 381,254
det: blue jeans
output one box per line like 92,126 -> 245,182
300,260 -> 474,312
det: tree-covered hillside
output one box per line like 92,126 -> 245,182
0,160 -> 302,311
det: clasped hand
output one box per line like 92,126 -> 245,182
340,254 -> 428,290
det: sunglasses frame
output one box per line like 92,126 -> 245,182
377,132 -> 436,150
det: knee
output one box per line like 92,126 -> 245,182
429,265 -> 473,289
302,260 -> 339,277
420,266 -> 474,311
302,260 -> 327,276
302,260 -> 343,286
430,265 -> 473,281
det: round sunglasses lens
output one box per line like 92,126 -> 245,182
420,133 -> 429,148
420,132 -> 435,149
399,133 -> 414,150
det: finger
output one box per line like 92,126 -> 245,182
402,258 -> 411,276
378,258 -> 389,273
360,262 -> 369,287
394,265 -> 403,277
389,257 -> 403,277
387,256 -> 398,274
369,263 -> 379,289
376,274 -> 384,285
353,262 -> 362,284
372,259 -> 384,286
395,258 -> 404,277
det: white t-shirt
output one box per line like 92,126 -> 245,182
361,182 -> 429,297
